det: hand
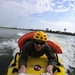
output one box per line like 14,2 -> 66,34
18,65 -> 26,74
46,65 -> 54,75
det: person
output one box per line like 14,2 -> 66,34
18,31 -> 58,75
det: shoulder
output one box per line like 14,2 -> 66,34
24,40 -> 34,47
44,43 -> 54,52
44,43 -> 50,48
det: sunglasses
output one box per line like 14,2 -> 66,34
34,41 -> 45,45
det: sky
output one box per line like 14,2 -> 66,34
0,0 -> 75,33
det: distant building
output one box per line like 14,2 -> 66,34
64,28 -> 66,32
46,28 -> 49,31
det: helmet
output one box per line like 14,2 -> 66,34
33,31 -> 48,42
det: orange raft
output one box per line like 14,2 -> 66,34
18,31 -> 62,54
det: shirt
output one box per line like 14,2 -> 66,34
19,40 -> 57,68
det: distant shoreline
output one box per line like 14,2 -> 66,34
0,26 -> 75,36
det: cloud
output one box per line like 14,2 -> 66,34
0,0 -> 51,16
39,19 -> 75,32
1,0 -> 75,16
50,0 -> 75,12
0,0 -> 75,33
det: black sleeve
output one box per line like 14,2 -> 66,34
19,43 -> 29,68
45,45 -> 57,67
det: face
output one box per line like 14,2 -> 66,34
34,40 -> 45,51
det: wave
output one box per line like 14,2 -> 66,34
0,32 -> 75,75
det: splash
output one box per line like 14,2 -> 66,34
48,33 -> 75,74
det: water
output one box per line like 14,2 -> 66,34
0,28 -> 75,75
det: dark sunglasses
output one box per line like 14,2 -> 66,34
34,41 -> 45,45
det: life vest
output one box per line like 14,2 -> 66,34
18,31 -> 62,54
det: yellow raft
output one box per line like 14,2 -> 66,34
7,52 -> 66,75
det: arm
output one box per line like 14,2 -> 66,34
46,65 -> 54,75
46,45 -> 57,75
18,65 -> 26,74
46,46 -> 57,67
18,44 -> 29,74
19,44 -> 28,67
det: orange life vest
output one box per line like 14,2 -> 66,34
18,31 -> 62,54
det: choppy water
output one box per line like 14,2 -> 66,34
0,28 -> 75,75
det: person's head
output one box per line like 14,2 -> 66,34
33,31 -> 48,51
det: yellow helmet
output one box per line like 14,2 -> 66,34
33,31 -> 48,42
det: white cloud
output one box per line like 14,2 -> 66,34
40,18 -> 73,27
0,0 -> 75,33
73,18 -> 75,21
39,19 -> 75,32
50,0 -> 75,12
0,0 -> 51,15
1,0 -> 75,16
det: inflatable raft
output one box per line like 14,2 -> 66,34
7,52 -> 66,75
7,31 -> 66,75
